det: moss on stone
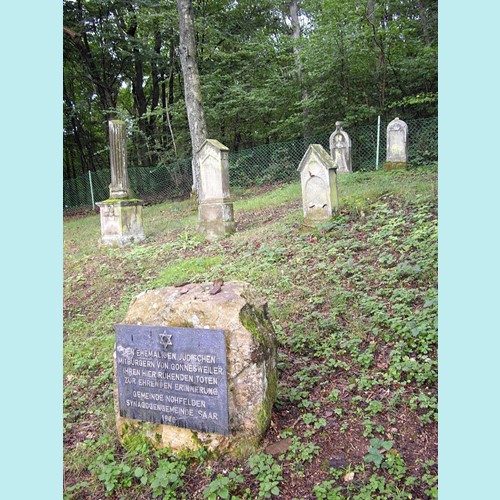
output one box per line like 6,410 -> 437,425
230,433 -> 262,459
189,431 -> 204,449
257,364 -> 278,433
121,421 -> 159,450
100,198 -> 142,204
383,162 -> 408,172
238,302 -> 278,456
239,303 -> 275,352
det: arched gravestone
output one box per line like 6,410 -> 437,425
305,176 -> 330,213
329,121 -> 352,173
384,117 -> 408,170
298,144 -> 339,225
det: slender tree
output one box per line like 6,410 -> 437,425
176,0 -> 207,199
289,0 -> 311,137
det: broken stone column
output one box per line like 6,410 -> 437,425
114,281 -> 278,456
197,139 -> 236,240
329,121 -> 352,173
108,120 -> 133,199
96,120 -> 145,246
298,144 -> 339,225
384,117 -> 408,171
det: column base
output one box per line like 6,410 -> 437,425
383,161 -> 408,171
198,201 -> 236,240
96,200 -> 145,247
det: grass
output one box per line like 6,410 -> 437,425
64,165 -> 438,499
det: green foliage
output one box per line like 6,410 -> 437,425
302,412 -> 327,431
363,438 -> 394,468
313,479 -> 344,500
421,460 -> 438,499
64,172 -> 438,498
247,454 -> 283,498
202,470 -> 245,500
64,0 -> 437,189
151,255 -> 225,287
280,435 -> 321,476
149,457 -> 187,499
91,451 -> 136,495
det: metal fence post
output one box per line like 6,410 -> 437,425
63,116 -> 437,213
88,170 -> 95,209
375,115 -> 381,170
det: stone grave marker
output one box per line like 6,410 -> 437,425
384,117 -> 408,170
197,139 -> 235,240
108,120 -> 133,199
114,281 -> 277,455
329,121 -> 352,173
298,144 -> 339,225
96,120 -> 145,246
115,324 -> 229,436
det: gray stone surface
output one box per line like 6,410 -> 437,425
298,144 -> 339,225
329,122 -> 352,173
97,120 -> 145,246
96,200 -> 145,247
198,139 -> 235,240
114,324 -> 229,435
109,120 -> 133,199
386,117 -> 408,163
114,281 -> 277,456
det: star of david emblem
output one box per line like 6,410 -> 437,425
159,334 -> 173,349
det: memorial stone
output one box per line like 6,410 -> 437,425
298,144 -> 339,225
384,117 -> 408,170
197,139 -> 236,241
96,120 -> 145,246
115,324 -> 229,436
329,121 -> 352,173
114,281 -> 277,456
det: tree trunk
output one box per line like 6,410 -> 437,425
164,38 -> 178,156
176,0 -> 208,199
289,0 -> 310,137
63,27 -> 118,122
417,0 -> 432,46
365,0 -> 387,111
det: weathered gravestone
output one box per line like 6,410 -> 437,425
384,117 -> 408,171
113,281 -> 277,456
329,121 -> 352,173
96,120 -> 145,246
298,144 -> 339,225
197,139 -> 236,241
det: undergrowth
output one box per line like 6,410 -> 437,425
64,166 -> 438,499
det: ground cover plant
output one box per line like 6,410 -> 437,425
64,166 -> 438,499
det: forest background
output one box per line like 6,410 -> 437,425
63,0 -> 437,182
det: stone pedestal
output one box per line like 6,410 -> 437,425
114,281 -> 277,456
198,200 -> 236,241
383,161 -> 408,171
198,139 -> 235,240
96,200 -> 145,247
298,144 -> 339,226
96,120 -> 145,246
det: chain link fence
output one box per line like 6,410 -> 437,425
64,116 -> 437,214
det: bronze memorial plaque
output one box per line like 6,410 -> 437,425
115,324 -> 229,435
